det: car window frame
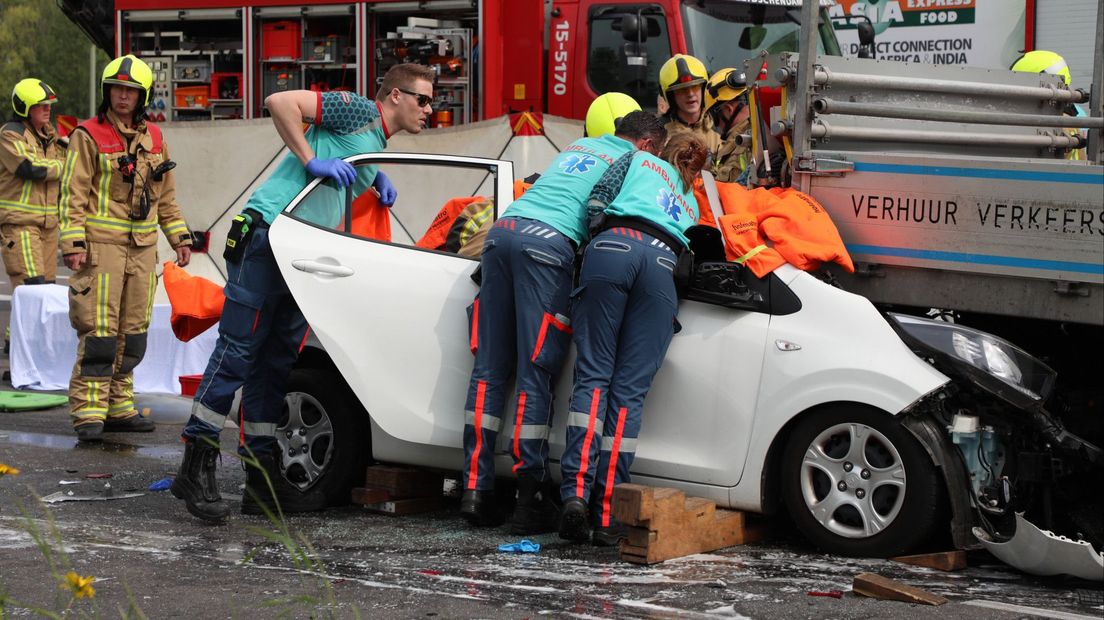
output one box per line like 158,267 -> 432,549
279,152 -> 513,259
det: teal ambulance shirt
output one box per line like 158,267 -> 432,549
247,91 -> 390,224
503,134 -> 635,245
600,151 -> 699,247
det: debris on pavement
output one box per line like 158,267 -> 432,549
974,515 -> 1104,582
85,473 -> 113,479
890,550 -> 967,571
852,572 -> 948,606
498,540 -> 541,554
807,589 -> 844,598
42,490 -> 145,503
58,480 -> 82,485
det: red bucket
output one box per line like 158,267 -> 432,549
178,374 -> 203,397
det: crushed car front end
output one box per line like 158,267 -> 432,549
888,313 -> 1103,581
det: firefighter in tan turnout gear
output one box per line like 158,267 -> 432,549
0,79 -> 63,289
658,54 -> 722,160
0,78 -> 65,352
60,55 -> 192,442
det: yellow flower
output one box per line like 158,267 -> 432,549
61,571 -> 96,599
0,463 -> 20,476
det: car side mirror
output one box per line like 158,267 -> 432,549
685,261 -> 762,308
738,26 -> 767,51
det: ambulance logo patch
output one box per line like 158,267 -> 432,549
560,154 -> 597,174
657,188 -> 680,221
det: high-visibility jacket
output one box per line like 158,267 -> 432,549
58,111 -> 190,254
713,118 -> 750,183
663,112 -> 723,160
0,119 -> 64,228
715,183 -> 854,277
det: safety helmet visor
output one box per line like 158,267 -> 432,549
101,55 -> 154,105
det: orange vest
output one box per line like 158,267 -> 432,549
715,183 -> 854,277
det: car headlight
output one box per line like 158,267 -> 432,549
889,313 -> 1056,404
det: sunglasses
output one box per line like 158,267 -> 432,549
397,88 -> 433,108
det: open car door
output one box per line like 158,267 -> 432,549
269,153 -> 511,456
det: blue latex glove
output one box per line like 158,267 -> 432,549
305,157 -> 356,188
497,539 -> 541,553
372,170 -> 398,206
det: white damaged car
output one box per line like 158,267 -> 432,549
266,153 -> 1103,581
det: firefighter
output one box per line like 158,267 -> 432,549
704,68 -> 751,183
559,132 -> 709,546
658,54 -> 722,158
460,94 -> 668,534
59,56 -> 192,442
1010,50 -> 1086,160
1,79 -> 65,351
171,64 -> 429,523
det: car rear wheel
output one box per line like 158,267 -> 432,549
277,367 -> 371,505
780,405 -> 944,557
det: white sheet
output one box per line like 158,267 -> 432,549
10,284 -> 218,394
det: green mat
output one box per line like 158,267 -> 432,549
0,391 -> 69,412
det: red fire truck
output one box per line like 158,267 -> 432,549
60,0 -> 840,124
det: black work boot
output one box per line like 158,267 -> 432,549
591,522 -> 628,547
508,477 -> 559,535
558,497 -> 591,542
171,439 -> 231,523
460,490 -> 501,527
104,412 -> 155,432
74,421 -> 104,443
241,453 -> 326,515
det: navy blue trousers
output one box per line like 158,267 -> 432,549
182,225 -> 308,457
559,227 -> 679,527
462,217 -> 576,491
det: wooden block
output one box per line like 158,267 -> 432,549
363,465 -> 443,498
852,572 -> 948,606
360,496 -> 444,516
350,487 -> 393,505
614,483 -> 763,565
890,551 -> 967,572
612,484 -> 656,525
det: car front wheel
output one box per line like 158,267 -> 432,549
277,367 -> 371,505
780,405 -> 945,557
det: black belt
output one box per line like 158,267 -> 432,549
600,216 -> 684,255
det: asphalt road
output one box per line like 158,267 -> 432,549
1,271 -> 1102,619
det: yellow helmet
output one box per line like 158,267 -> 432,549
659,54 -> 708,97
704,68 -> 747,113
101,55 -> 154,105
1011,50 -> 1071,86
11,78 -> 58,118
585,92 -> 641,138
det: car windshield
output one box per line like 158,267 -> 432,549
681,1 -> 841,73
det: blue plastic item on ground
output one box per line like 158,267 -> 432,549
148,477 -> 173,491
498,539 -> 540,553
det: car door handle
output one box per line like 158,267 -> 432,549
291,259 -> 354,277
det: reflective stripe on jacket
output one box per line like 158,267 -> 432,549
0,120 -> 64,228
58,111 -> 189,253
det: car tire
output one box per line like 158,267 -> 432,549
780,405 -> 944,557
278,368 -> 371,506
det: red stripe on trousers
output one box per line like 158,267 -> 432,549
574,387 -> 602,497
599,406 -> 628,527
251,310 -> 261,333
511,391 -> 527,474
466,381 -> 487,490
469,299 -> 479,354
297,326 -> 311,353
